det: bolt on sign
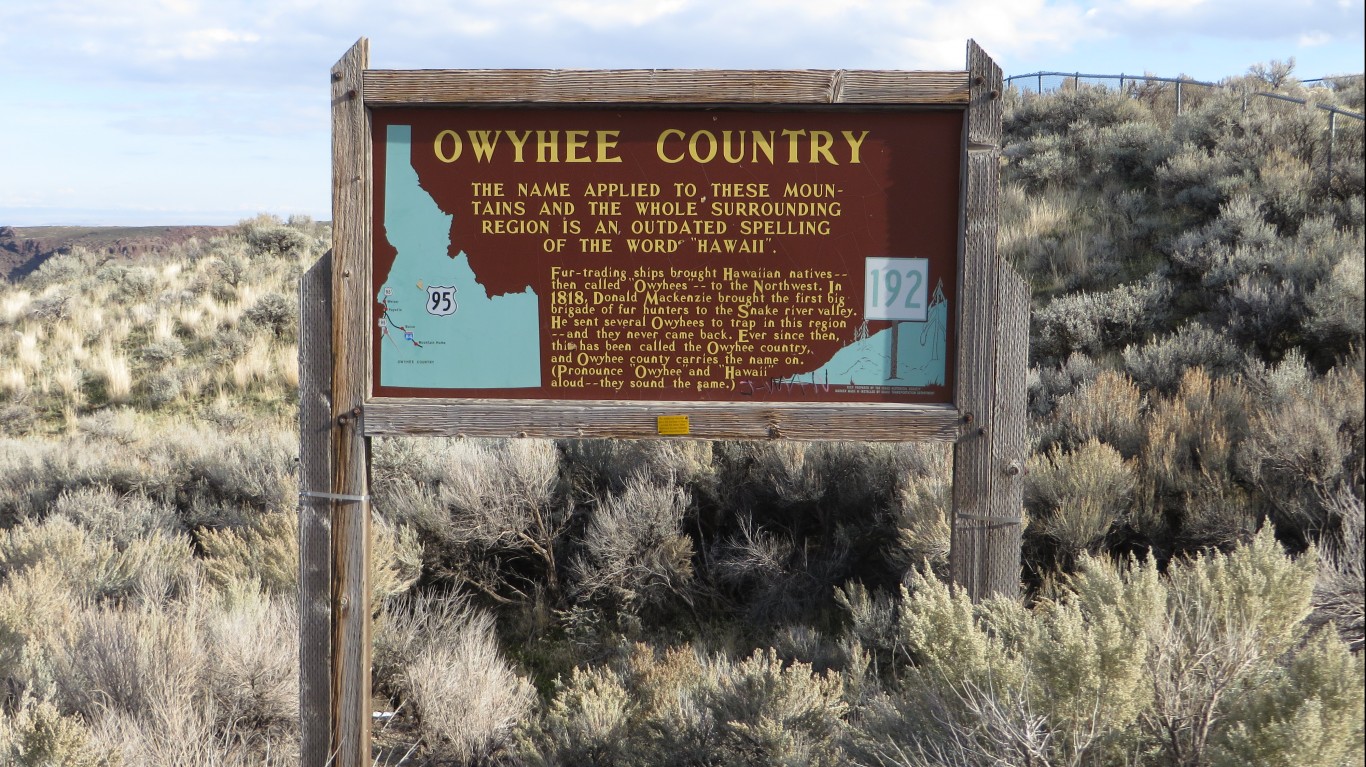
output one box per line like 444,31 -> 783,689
371,109 -> 961,404
304,38 -> 1025,767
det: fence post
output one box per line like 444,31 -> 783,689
1176,81 -> 1183,115
1328,110 -> 1337,181
1037,73 -> 1042,94
299,252 -> 333,767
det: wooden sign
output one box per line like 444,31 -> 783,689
303,38 -> 1025,767
370,108 -> 962,404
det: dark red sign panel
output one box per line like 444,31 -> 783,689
371,107 -> 962,403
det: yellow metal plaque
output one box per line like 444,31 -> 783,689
656,415 -> 690,436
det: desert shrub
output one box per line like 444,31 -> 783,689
702,648 -> 847,766
137,336 -> 187,366
886,443 -> 953,575
241,291 -> 297,341
0,438 -> 133,524
517,662 -> 636,766
169,426 -> 297,527
1009,132 -> 1083,190
1241,361 -> 1365,540
1257,147 -> 1316,229
0,564 -> 80,700
197,513 -> 300,596
1122,323 -> 1244,394
1006,85 -> 1148,144
199,511 -> 420,604
571,475 -> 695,621
1304,243 -> 1366,360
1135,367 -> 1257,553
203,582 -> 299,740
1211,628 -> 1366,767
90,695 -> 299,767
1166,196 -> 1358,360
1091,119 -> 1173,183
846,529 -> 1364,767
1027,351 -> 1100,420
1033,277 -> 1172,359
702,441 -> 915,627
0,517 -> 194,604
851,573 -> 1155,766
0,424 -> 301,532
96,262 -> 157,303
1025,439 -> 1136,560
26,579 -> 305,767
53,599 -> 204,719
710,517 -> 811,627
375,593 -> 534,762
26,293 -> 73,321
517,643 -> 710,767
24,250 -> 100,293
715,441 -> 909,519
140,370 -> 183,408
0,695 -> 117,767
1156,142 -> 1247,219
1052,368 -> 1145,457
519,643 -> 846,767
996,187 -> 1106,291
50,485 -> 178,546
1142,528 -> 1322,766
239,213 -> 312,257
558,438 -> 717,500
374,437 -> 567,606
1313,490 -> 1365,651
0,403 -> 37,437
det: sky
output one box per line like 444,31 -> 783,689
1,0 -> 1362,227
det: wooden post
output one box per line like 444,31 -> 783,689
298,253 -> 334,767
950,41 -> 1025,601
986,262 -> 1028,595
329,38 -> 373,767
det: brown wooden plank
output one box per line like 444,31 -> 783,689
362,399 -> 961,442
298,252 -> 333,767
330,37 -> 373,767
950,40 -> 1003,602
966,40 -> 1003,147
985,261 -> 1029,598
363,69 -> 968,106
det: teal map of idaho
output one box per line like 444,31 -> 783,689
377,125 -> 541,388
377,122 -> 947,395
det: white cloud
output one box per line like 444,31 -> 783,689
145,27 -> 263,60
1123,0 -> 1207,12
1083,0 -> 1364,42
547,0 -> 688,28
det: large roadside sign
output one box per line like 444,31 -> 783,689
303,39 -> 1023,767
370,108 -> 962,405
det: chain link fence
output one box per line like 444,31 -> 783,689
1004,71 -> 1364,177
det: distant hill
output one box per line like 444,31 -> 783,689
0,225 -> 235,281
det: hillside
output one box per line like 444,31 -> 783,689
0,224 -> 236,281
0,71 -> 1363,766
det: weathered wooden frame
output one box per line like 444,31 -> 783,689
301,38 -> 1024,767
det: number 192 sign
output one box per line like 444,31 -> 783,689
865,258 -> 929,321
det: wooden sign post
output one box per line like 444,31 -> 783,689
300,37 -> 1025,766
